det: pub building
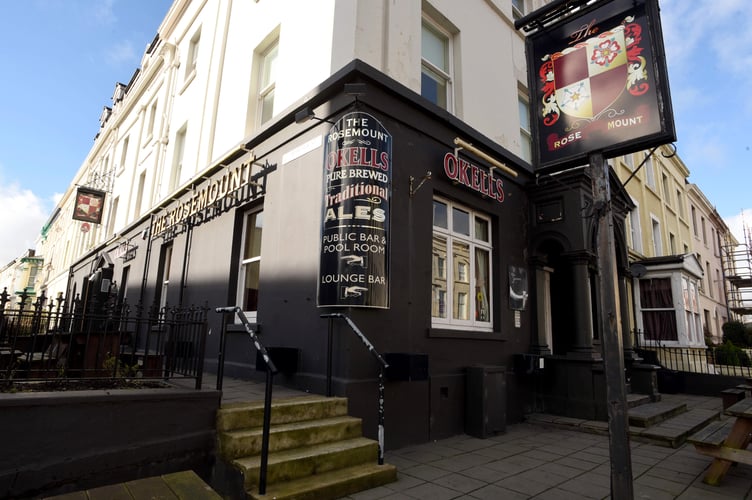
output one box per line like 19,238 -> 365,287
67,61 -> 638,448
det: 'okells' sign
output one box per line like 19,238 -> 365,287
318,111 -> 391,308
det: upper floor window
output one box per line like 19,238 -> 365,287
185,28 -> 201,80
644,152 -> 655,189
518,94 -> 532,162
629,202 -> 642,254
651,217 -> 662,256
623,154 -> 634,170
432,198 -> 492,330
147,99 -> 159,142
258,41 -> 278,125
661,174 -> 671,206
691,205 -> 698,237
421,17 -> 453,111
118,136 -> 129,175
169,125 -> 187,192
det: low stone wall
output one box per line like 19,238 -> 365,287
0,387 -> 221,498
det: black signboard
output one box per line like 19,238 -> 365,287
72,187 -> 106,224
526,0 -> 675,172
318,111 -> 392,308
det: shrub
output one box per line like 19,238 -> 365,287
714,341 -> 752,367
722,321 -> 751,347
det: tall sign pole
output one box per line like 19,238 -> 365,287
589,152 -> 633,498
517,0 -> 676,497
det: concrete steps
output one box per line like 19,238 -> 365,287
216,395 -> 396,499
526,395 -> 721,448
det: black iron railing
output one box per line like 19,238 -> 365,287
215,306 -> 277,496
636,344 -> 752,377
0,288 -> 208,387
321,313 -> 389,465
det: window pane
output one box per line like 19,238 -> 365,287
421,68 -> 447,108
261,44 -> 278,89
475,248 -> 490,322
261,88 -> 275,124
422,24 -> 447,71
242,260 -> 260,311
243,212 -> 263,259
433,200 -> 448,228
452,241 -> 470,320
518,98 -> 530,131
452,207 -> 470,236
640,278 -> 672,308
475,217 -> 489,242
432,236 -> 447,319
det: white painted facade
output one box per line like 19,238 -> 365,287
36,0 -> 542,299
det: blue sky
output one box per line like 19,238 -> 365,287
0,0 -> 750,266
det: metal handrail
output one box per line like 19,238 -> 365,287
215,306 -> 277,496
320,312 -> 388,465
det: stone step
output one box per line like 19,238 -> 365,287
234,437 -> 379,490
246,462 -> 397,500
218,415 -> 363,460
626,393 -> 652,408
628,400 -> 687,428
216,395 -> 348,432
631,408 -> 721,448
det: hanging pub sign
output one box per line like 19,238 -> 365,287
318,111 -> 392,308
523,0 -> 675,173
72,187 -> 106,224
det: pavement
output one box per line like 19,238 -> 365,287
200,374 -> 752,499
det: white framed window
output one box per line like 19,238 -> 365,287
421,16 -> 453,111
257,41 -> 278,125
185,28 -> 201,79
237,208 -> 263,321
629,201 -> 642,254
669,232 -> 676,254
118,136 -> 129,175
701,217 -> 707,246
432,198 -> 492,331
651,216 -> 662,256
661,174 -> 671,207
675,189 -> 683,218
644,152 -> 655,189
518,94 -> 532,162
623,154 -> 634,170
147,99 -> 158,142
158,244 -> 173,310
133,171 -> 146,219
691,205 -> 698,237
169,125 -> 187,192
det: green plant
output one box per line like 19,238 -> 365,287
714,341 -> 752,367
103,352 -> 137,378
722,321 -> 751,347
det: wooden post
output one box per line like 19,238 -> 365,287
589,152 -> 634,499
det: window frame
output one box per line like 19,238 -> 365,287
431,197 -> 493,332
236,207 -> 264,323
257,41 -> 278,125
421,15 -> 453,112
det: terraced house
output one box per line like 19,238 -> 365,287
20,0 -> 749,474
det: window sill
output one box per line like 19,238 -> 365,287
428,328 -> 508,341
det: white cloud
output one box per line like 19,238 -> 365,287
725,208 -> 752,244
104,40 -> 138,67
0,181 -> 49,266
92,0 -> 117,26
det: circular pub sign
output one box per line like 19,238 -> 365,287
80,222 -> 91,233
